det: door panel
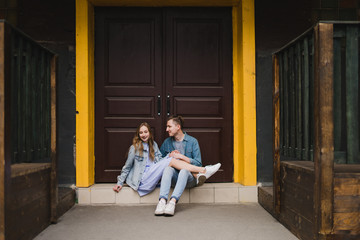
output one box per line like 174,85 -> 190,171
95,8 -> 163,182
95,7 -> 233,183
165,8 -> 233,182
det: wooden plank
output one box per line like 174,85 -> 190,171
33,47 -> 40,161
0,21 -> 12,240
57,188 -> 75,219
313,23 -> 335,238
50,55 -> 58,223
17,36 -> 24,163
334,177 -> 360,196
333,212 -> 360,235
272,54 -> 281,215
345,25 -> 359,164
281,163 -> 315,187
296,42 -> 302,159
309,35 -> 315,161
289,47 -> 296,158
279,205 -> 314,240
258,187 -> 274,217
9,168 -> 50,210
25,41 -> 32,163
0,21 -> 6,240
39,50 -> 45,160
303,37 -> 310,160
284,50 -> 290,156
333,37 -> 342,156
279,53 -> 284,155
281,184 -> 314,221
6,195 -> 50,240
334,195 -> 360,213
281,160 -> 315,172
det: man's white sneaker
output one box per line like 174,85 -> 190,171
154,200 -> 166,216
164,202 -> 176,216
197,163 -> 221,185
197,174 -> 206,186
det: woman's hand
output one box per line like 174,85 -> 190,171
113,185 -> 122,192
169,150 -> 180,157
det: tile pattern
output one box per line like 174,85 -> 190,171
77,183 -> 258,205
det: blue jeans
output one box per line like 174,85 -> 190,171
159,166 -> 197,202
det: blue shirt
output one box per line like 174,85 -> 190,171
160,133 -> 202,167
116,141 -> 162,190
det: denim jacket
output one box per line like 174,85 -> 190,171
160,133 -> 202,167
117,141 -> 163,190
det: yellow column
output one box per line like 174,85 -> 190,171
76,0 -> 95,187
232,0 -> 257,185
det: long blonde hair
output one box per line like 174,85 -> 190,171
132,122 -> 155,161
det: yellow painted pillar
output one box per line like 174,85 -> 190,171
232,0 -> 257,185
76,0 -> 95,187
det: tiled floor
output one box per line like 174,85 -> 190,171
77,183 -> 258,204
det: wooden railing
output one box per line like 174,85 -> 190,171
0,21 -> 57,239
10,23 -> 54,164
275,28 -> 315,161
273,22 -> 360,239
274,21 -> 360,164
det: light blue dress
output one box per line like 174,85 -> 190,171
137,143 -> 172,196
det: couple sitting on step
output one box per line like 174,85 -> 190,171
113,115 -> 221,216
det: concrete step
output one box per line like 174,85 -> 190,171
77,183 -> 258,205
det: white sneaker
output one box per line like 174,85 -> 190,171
164,202 -> 176,216
197,163 -> 221,185
197,174 -> 206,186
154,200 -> 166,216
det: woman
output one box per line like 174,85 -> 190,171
113,122 -> 209,196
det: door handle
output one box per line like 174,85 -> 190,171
167,94 -> 170,116
157,94 -> 161,116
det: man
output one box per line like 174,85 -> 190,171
154,115 -> 221,216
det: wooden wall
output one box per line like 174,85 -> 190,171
277,162 -> 360,240
279,161 -> 315,240
333,169 -> 360,238
6,164 -> 51,240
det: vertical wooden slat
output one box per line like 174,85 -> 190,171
50,56 -> 57,223
17,37 -> 23,163
30,45 -> 36,162
290,47 -> 296,157
303,37 -> 310,160
46,54 -> 51,157
284,50 -> 289,156
0,21 -> 7,240
25,42 -> 32,163
310,35 -> 315,161
39,50 -> 45,160
273,54 -> 281,215
345,25 -> 359,164
333,35 -> 343,162
33,47 -> 40,161
313,23 -> 334,239
0,22 -> 12,240
296,42 -> 302,159
279,53 -> 284,156
10,32 -> 17,164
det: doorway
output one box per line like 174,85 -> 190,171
95,7 -> 233,182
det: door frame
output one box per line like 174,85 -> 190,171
75,0 -> 256,187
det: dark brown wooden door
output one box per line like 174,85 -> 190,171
95,7 -> 233,182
